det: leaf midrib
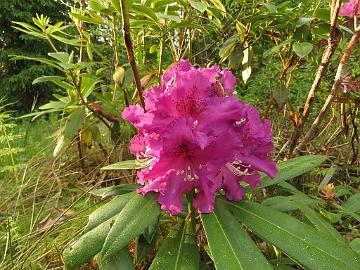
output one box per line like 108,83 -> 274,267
103,195 -> 158,257
204,213 -> 244,270
174,223 -> 186,269
259,155 -> 325,188
224,200 -> 359,269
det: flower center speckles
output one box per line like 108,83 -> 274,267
226,159 -> 253,176
171,140 -> 189,155
170,139 -> 196,160
175,90 -> 206,117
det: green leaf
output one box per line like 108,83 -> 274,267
296,17 -> 313,26
258,155 -> 327,189
89,0 -> 108,12
70,12 -> 105,25
132,4 -> 160,24
313,8 -> 331,21
63,193 -> 135,269
297,203 -> 346,244
96,248 -> 135,270
81,76 -> 101,98
350,238 -> 360,257
342,193 -> 360,213
228,49 -> 242,69
156,12 -> 181,23
207,0 -> 226,14
277,182 -> 344,244
50,34 -> 81,46
261,3 -> 278,13
63,107 -> 86,140
9,55 -> 62,70
39,101 -> 65,110
149,220 -> 199,270
48,52 -> 70,63
292,42 -> 314,58
12,21 -> 41,33
17,109 -> 61,119
32,76 -> 65,85
90,184 -> 140,199
63,218 -> 113,269
189,0 -> 208,13
219,35 -> 238,61
201,200 -> 272,270
111,0 -> 121,13
101,159 -> 152,171
101,193 -> 160,259
224,199 -> 360,270
263,39 -> 293,58
84,192 -> 136,233
170,20 -> 206,32
54,107 -> 86,157
262,195 -> 315,212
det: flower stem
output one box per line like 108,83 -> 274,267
120,0 -> 146,109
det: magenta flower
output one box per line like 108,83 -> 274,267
339,74 -> 358,92
122,60 -> 277,215
339,0 -> 360,17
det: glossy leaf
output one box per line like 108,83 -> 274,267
156,12 -> 181,23
48,52 -> 70,63
149,220 -> 199,270
50,34 -> 81,46
70,12 -> 105,25
111,0 -> 121,13
261,3 -> 278,13
101,193 -> 160,259
262,195 -> 315,212
224,199 -> 360,270
292,42 -> 313,58
342,193 -> 360,213
63,107 -> 86,140
258,155 -> 327,189
132,4 -> 159,23
63,193 -> 134,269
96,248 -> 135,270
84,192 -> 136,233
9,55 -> 62,70
297,203 -> 345,244
350,238 -> 360,257
101,159 -> 151,171
201,200 -> 272,270
63,215 -> 120,269
32,76 -> 65,85
219,35 -> 238,61
189,0 -> 207,13
278,182 -> 345,244
90,184 -> 140,199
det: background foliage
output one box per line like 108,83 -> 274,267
0,0 -> 359,269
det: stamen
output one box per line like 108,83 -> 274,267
225,162 -> 253,176
235,118 -> 246,126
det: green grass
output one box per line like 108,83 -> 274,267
0,114 -> 99,269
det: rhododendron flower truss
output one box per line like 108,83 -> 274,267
122,60 -> 277,215
339,0 -> 360,17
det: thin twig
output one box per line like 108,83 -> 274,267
287,0 -> 342,156
120,0 -> 146,109
193,20 -> 235,58
296,24 -> 360,153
